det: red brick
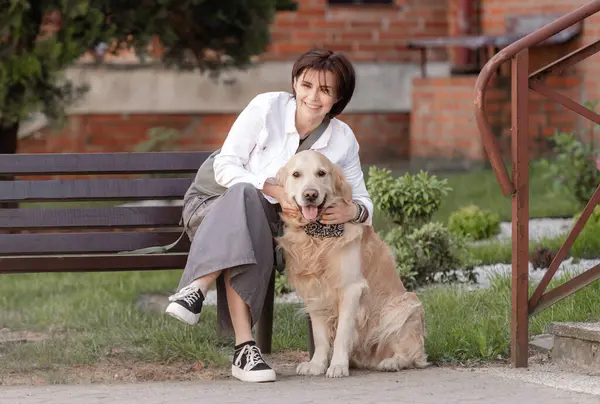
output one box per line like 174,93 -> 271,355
22,112 -> 410,164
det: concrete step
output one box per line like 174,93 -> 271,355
547,322 -> 600,374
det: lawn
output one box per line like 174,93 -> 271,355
371,161 -> 581,233
1,163 -> 598,385
3,266 -> 600,383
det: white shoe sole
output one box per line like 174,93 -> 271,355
231,365 -> 276,383
165,302 -> 200,325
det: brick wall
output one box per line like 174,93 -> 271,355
19,112 -> 410,165
256,0 -> 450,63
480,0 -> 600,142
410,74 -> 583,161
410,77 -> 486,161
31,0 -> 438,164
409,0 -> 600,162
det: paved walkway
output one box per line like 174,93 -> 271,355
2,367 -> 599,404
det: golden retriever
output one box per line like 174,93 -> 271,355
275,150 -> 428,378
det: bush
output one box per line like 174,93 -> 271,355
538,130 -> 600,207
448,205 -> 500,241
530,246 -> 556,270
571,206 -> 600,258
367,167 -> 452,233
384,222 -> 478,290
274,271 -> 291,296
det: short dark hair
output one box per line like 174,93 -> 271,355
291,48 -> 356,118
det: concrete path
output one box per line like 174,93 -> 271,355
2,367 -> 599,404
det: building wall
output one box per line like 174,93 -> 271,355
19,0 -> 452,164
409,0 -> 600,161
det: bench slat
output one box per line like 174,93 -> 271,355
0,206 -> 183,230
0,253 -> 187,274
0,178 -> 192,202
0,231 -> 190,255
0,152 -> 210,175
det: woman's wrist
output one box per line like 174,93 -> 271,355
262,181 -> 283,201
351,201 -> 368,223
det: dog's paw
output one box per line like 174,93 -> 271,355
296,361 -> 327,376
326,363 -> 349,378
376,357 -> 407,372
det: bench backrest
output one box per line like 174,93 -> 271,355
0,151 -> 210,274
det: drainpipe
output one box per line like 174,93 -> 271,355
452,0 -> 478,73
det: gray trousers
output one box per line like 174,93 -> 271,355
178,182 -> 280,335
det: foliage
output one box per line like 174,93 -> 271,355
367,166 -> 477,290
0,0 -> 296,142
274,271 -> 291,296
448,204 -> 500,241
367,166 -> 452,233
529,246 -> 556,270
537,130 -> 600,207
384,222 -> 478,290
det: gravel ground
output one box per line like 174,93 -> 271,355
494,217 -> 574,243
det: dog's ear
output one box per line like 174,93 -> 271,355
276,166 -> 287,187
333,164 -> 352,203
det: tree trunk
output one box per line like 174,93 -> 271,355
0,120 -> 19,210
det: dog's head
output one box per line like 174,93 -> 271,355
277,150 -> 352,222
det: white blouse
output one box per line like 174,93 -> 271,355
213,91 -> 374,224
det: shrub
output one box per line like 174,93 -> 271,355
274,271 -> 291,296
367,167 -> 452,233
571,206 -> 600,258
537,131 -> 600,207
448,205 -> 501,241
530,246 -> 556,270
384,222 -> 478,290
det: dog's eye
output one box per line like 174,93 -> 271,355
292,171 -> 300,178
317,170 -> 326,177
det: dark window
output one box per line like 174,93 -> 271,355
328,0 -> 393,4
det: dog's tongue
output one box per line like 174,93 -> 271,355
301,205 -> 319,220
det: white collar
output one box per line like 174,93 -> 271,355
285,96 -> 333,149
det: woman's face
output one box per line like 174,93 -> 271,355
293,68 -> 338,121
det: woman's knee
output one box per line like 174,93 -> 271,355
228,182 -> 262,200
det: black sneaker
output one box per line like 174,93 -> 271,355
165,285 -> 204,325
231,341 -> 276,382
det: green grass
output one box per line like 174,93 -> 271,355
3,267 -> 600,379
422,269 -> 600,364
0,270 -> 309,379
371,162 -> 581,233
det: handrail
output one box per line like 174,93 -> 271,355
473,0 -> 600,197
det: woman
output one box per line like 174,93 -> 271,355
165,48 -> 373,383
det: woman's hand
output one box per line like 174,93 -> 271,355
320,201 -> 357,225
263,182 -> 298,216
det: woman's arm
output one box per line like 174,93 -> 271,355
213,94 -> 270,190
320,136 -> 374,225
340,138 -> 374,225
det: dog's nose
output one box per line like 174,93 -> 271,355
303,189 -> 319,202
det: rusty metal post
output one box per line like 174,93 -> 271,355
511,49 -> 530,368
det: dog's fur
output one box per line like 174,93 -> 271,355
275,150 -> 428,378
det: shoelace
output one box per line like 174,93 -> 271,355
182,290 -> 201,306
168,285 -> 200,303
235,345 -> 264,370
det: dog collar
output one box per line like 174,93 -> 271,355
304,221 -> 344,238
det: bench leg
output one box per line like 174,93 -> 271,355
256,269 -> 275,354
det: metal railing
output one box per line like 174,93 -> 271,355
473,1 -> 600,368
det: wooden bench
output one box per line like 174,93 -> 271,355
0,151 -> 304,355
